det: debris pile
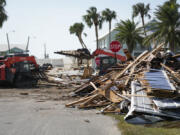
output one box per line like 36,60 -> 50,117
42,67 -> 91,88
66,43 -> 180,124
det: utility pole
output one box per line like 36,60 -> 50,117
44,44 -> 47,59
6,33 -> 11,53
26,36 -> 30,52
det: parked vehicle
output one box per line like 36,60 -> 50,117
0,53 -> 46,87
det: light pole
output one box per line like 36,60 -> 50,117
26,36 -> 36,53
6,30 -> 15,53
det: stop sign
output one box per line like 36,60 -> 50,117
110,41 -> 122,52
95,57 -> 100,66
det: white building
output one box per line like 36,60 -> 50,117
98,29 -> 148,57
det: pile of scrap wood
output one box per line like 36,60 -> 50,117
40,67 -> 90,88
66,42 -> 180,124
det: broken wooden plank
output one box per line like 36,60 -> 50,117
78,102 -> 110,109
65,96 -> 92,107
90,82 -> 98,90
124,65 -> 136,86
113,50 -> 148,81
161,63 -> 180,84
79,94 -> 100,108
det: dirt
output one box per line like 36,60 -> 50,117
0,84 -> 75,101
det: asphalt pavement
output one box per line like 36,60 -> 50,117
0,97 -> 120,135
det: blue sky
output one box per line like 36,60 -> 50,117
0,0 -> 178,58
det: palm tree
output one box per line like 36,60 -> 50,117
83,7 -> 103,49
0,0 -> 8,27
69,22 -> 87,49
144,0 -> 180,52
115,19 -> 143,54
132,3 -> 151,36
102,8 -> 116,44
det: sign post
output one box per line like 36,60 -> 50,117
110,41 -> 122,64
95,57 -> 100,67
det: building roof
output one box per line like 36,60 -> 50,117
0,44 -> 26,52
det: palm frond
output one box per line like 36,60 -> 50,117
144,0 -> 180,52
115,19 -> 143,53
0,0 -> 7,28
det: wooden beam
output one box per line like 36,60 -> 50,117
125,65 -> 136,86
65,96 -> 92,107
90,82 -> 98,90
113,50 -> 148,81
161,63 -> 180,84
79,94 -> 99,107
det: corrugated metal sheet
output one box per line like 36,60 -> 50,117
125,81 -> 180,124
144,69 -> 176,90
153,98 -> 180,110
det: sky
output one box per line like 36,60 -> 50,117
0,0 -> 178,58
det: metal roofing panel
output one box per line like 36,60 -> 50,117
125,81 -> 180,124
144,69 -> 176,90
153,98 -> 180,110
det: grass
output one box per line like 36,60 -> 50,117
108,114 -> 180,135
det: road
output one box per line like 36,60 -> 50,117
0,97 -> 120,135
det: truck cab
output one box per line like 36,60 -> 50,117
98,56 -> 116,75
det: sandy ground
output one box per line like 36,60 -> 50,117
0,87 -> 121,135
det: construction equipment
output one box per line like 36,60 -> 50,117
0,36 -> 47,88
0,53 -> 46,87
92,48 -> 133,74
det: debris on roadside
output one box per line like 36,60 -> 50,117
65,42 -> 180,124
42,66 -> 92,89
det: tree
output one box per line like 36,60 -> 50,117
69,22 -> 87,49
83,7 -> 103,49
102,8 -> 116,44
0,0 -> 8,27
115,19 -> 143,54
144,0 -> 180,52
132,3 -> 151,36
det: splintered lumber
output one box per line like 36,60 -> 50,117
73,70 -> 115,96
101,103 -> 116,112
173,54 -> 180,58
78,94 -> 111,109
72,80 -> 100,96
161,63 -> 180,84
79,94 -> 100,108
102,110 -> 121,113
125,65 -> 136,86
101,50 -> 149,95
90,82 -> 98,90
82,67 -> 93,79
38,82 -> 59,87
109,90 -> 124,103
65,96 -> 92,107
113,50 -> 149,81
147,90 -> 176,98
112,43 -> 164,84
101,103 -> 121,114
78,102 -> 110,109
98,88 -> 124,103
